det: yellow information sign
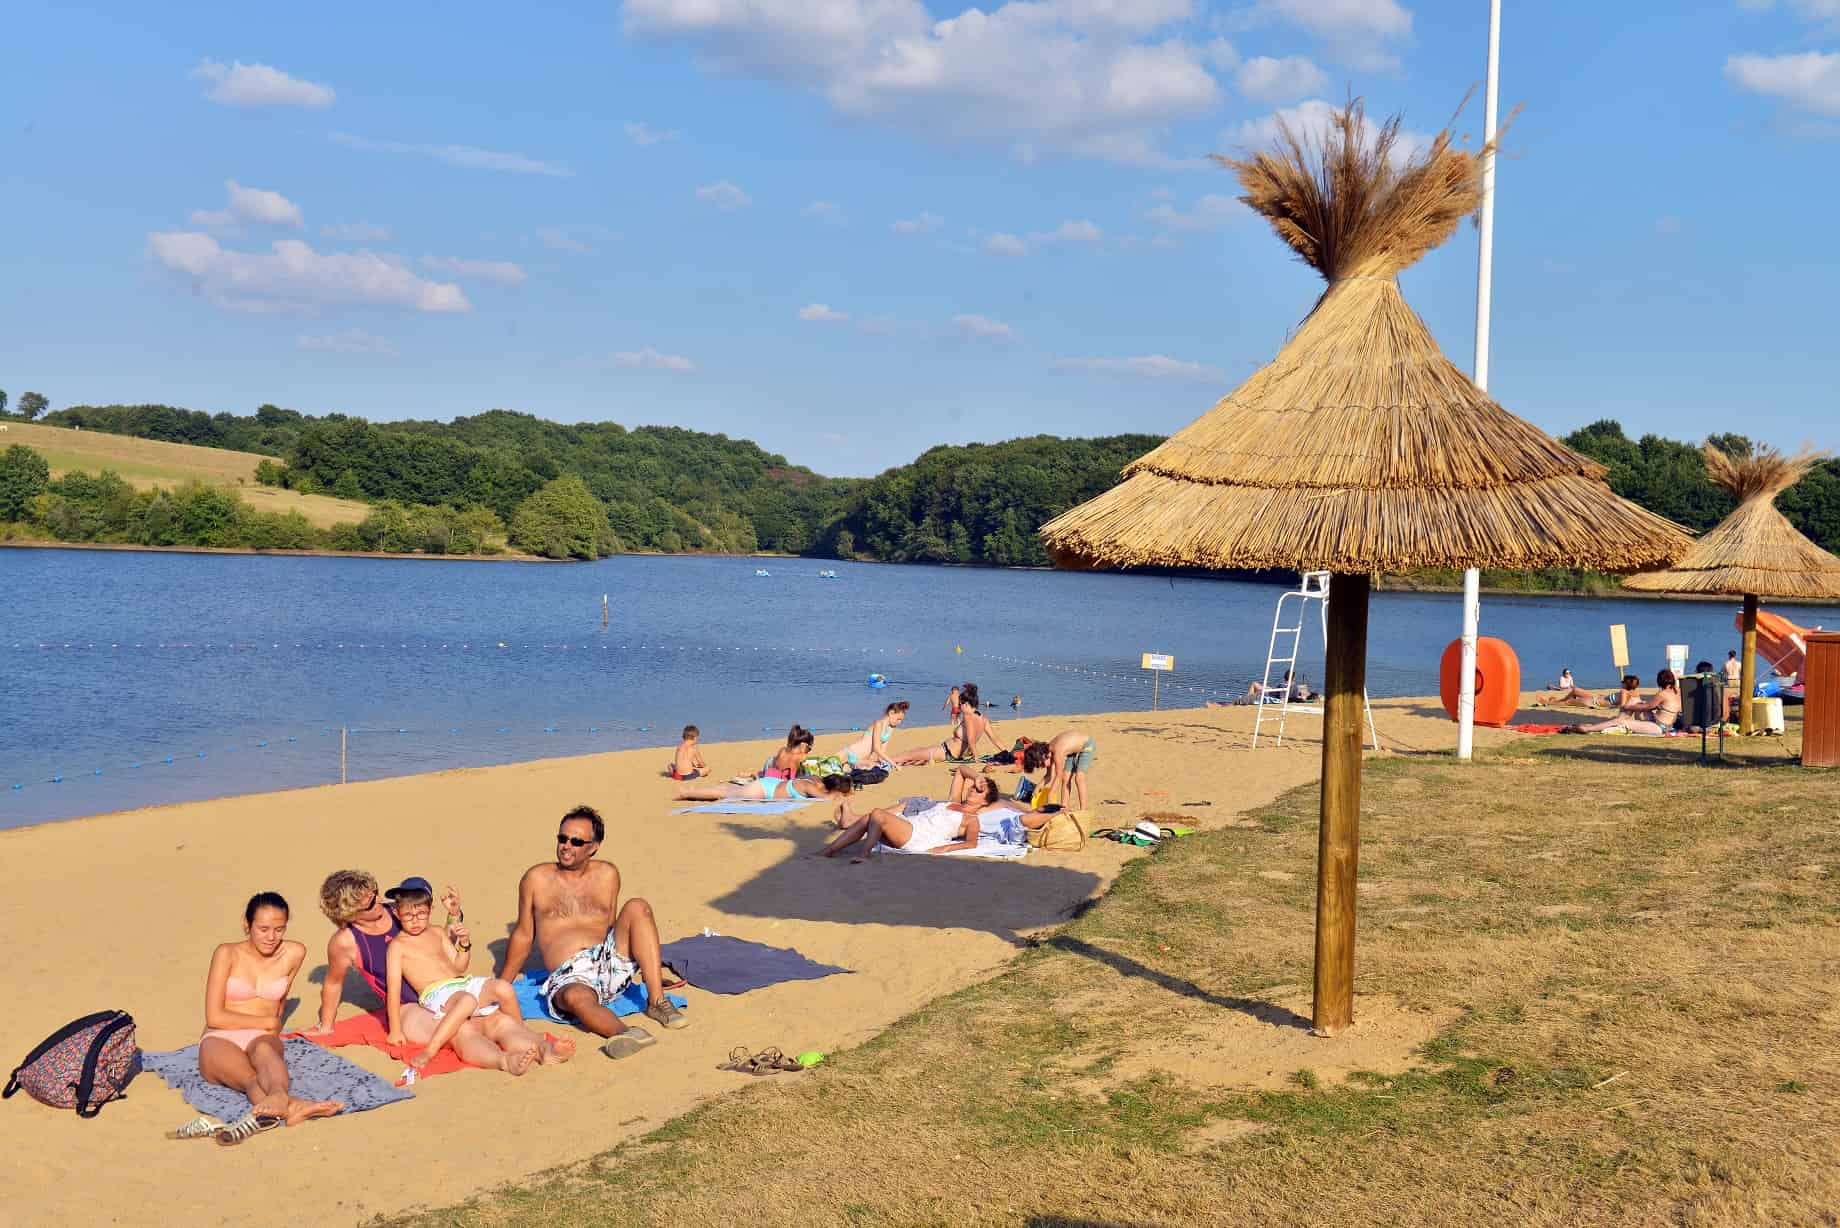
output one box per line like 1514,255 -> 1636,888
1140,653 -> 1174,709
1609,624 -> 1629,674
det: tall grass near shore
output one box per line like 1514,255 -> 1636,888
395,728 -> 1840,1227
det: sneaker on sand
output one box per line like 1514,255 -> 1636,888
646,997 -> 689,1030
601,1026 -> 656,1060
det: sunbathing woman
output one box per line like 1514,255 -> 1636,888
894,686 -> 1004,766
818,778 -> 1002,863
836,700 -> 907,769
1573,670 -> 1682,735
758,725 -> 816,780
676,773 -> 854,802
1538,670 -> 1630,708
186,892 -> 342,1143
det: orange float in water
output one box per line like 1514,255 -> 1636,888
1439,637 -> 1521,727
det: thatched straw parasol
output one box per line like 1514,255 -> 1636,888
1040,100 -> 1692,1037
1624,444 -> 1840,732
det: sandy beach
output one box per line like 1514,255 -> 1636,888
1,699 -> 1508,1226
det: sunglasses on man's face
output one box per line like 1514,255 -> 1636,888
557,834 -> 595,847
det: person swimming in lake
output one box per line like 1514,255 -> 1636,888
675,774 -> 855,802
182,892 -> 343,1144
817,778 -> 1003,863
835,701 -> 907,769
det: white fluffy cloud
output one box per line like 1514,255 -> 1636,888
146,232 -> 470,314
191,58 -> 335,108
1033,219 -> 1103,242
1235,54 -> 1329,102
802,200 -> 840,217
321,222 -> 392,242
892,211 -> 944,235
296,329 -> 398,355
610,346 -> 696,371
1144,192 -> 1243,230
695,180 -> 752,208
1737,0 -> 1840,28
1236,0 -> 1413,71
952,312 -> 1015,340
190,180 -> 304,229
798,302 -> 850,322
986,232 -> 1028,256
419,256 -> 529,285
535,227 -> 591,252
330,133 -> 571,176
1726,50 -> 1840,115
620,0 -> 1222,164
1054,353 -> 1223,380
624,120 -> 680,145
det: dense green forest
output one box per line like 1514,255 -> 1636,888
8,399 -> 1839,568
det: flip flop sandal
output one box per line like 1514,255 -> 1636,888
214,1113 -> 284,1146
599,1026 -> 656,1060
751,1047 -> 803,1074
717,1045 -> 757,1073
166,1114 -> 224,1140
659,962 -> 688,991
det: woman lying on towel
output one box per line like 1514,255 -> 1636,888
1569,670 -> 1682,735
190,891 -> 344,1141
892,684 -> 1005,766
817,777 -> 1003,863
675,773 -> 855,802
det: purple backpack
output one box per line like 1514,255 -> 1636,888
5,1010 -> 140,1118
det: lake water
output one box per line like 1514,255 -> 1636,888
3,548 -> 1833,829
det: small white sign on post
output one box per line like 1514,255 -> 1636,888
1666,644 -> 1689,676
1140,653 -> 1174,709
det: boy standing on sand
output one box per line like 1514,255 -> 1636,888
672,726 -> 708,781
385,880 -> 534,1075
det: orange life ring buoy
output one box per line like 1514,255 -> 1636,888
1439,637 -> 1521,727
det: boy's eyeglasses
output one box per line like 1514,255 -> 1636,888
557,835 -> 594,847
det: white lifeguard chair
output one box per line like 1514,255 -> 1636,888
1251,572 -> 1379,750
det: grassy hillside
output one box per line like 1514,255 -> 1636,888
0,421 -> 370,529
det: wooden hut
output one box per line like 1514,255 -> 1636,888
1040,100 -> 1691,1035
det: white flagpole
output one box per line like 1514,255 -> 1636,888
1457,0 -> 1502,763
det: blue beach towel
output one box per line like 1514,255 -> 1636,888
142,1038 -> 411,1118
655,935 -> 853,995
510,973 -> 689,1024
674,800 -> 813,814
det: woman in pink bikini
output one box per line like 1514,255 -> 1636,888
192,892 -> 343,1143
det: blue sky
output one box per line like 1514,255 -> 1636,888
2,1 -> 1836,477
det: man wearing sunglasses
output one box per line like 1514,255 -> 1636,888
500,804 -> 687,1059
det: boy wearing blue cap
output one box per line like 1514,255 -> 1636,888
385,878 -> 532,1075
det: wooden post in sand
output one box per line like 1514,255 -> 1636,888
1739,594 -> 1759,735
1313,574 -> 1370,1036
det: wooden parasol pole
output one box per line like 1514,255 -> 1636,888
1313,573 -> 1370,1036
1739,593 -> 1759,735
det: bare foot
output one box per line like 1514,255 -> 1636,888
251,1091 -> 289,1117
501,1045 -> 538,1076
539,1035 -> 576,1064
409,1050 -> 435,1070
283,1098 -> 343,1127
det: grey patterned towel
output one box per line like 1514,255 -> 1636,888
141,1038 -> 412,1118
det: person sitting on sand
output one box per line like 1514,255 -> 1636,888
499,805 -> 687,1060
384,882 -> 554,1077
189,892 -> 342,1142
758,725 -> 815,780
1572,670 -> 1683,735
1022,730 -> 1097,812
675,773 -> 854,803
894,685 -> 1003,765
836,700 -> 907,769
818,779 -> 1002,863
1538,671 -> 1638,709
1209,670 -> 1309,707
671,725 -> 708,781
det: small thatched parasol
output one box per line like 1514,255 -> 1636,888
1040,100 -> 1692,1036
1624,444 -> 1840,731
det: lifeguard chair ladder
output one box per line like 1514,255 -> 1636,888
1251,571 -> 1379,751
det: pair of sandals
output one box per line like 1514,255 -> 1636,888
717,1045 -> 803,1076
167,1112 -> 281,1146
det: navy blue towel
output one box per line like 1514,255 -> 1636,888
657,935 -> 853,995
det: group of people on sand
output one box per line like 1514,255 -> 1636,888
181,805 -> 685,1145
1539,649 -> 1747,735
670,681 -> 1100,858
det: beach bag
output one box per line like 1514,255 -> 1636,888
5,1009 -> 140,1118
849,765 -> 890,787
1027,810 -> 1086,852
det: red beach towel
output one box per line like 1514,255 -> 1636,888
1508,723 -> 1567,734
289,1010 -> 470,1079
